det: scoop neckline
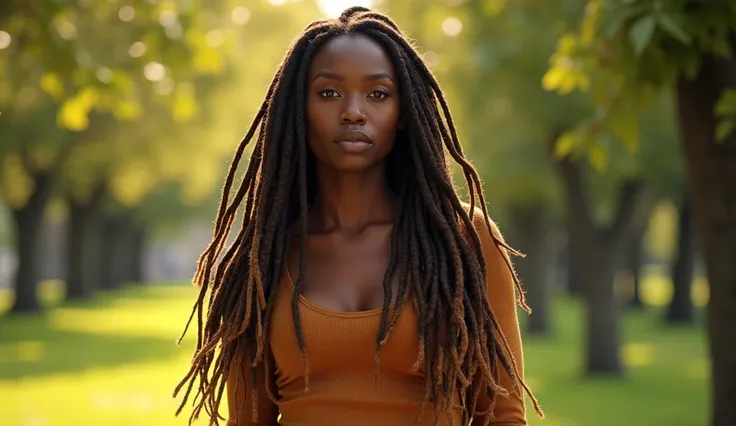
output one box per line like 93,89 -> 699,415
283,265 -> 398,318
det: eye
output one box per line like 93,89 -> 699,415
318,88 -> 340,98
369,89 -> 390,99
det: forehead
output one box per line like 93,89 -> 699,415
309,34 -> 396,77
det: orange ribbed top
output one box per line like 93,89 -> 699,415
226,211 -> 527,426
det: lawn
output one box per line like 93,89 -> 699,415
0,279 -> 709,426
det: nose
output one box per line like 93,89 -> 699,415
339,96 -> 367,125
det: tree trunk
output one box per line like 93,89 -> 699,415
556,157 -> 652,376
100,214 -> 137,290
9,174 -> 54,313
566,220 -> 585,296
67,203 -> 88,298
129,224 -> 146,284
676,35 -> 736,426
101,216 -> 123,290
508,203 -> 551,336
580,234 -> 621,374
666,193 -> 696,324
627,220 -> 647,309
66,191 -> 106,299
119,218 -> 138,284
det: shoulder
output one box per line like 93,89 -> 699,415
458,201 -> 507,252
459,202 -> 525,310
458,201 -> 518,284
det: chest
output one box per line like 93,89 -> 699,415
287,230 -> 400,313
269,276 -> 422,384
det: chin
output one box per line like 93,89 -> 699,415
331,157 -> 383,172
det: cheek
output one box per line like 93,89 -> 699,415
306,100 -> 335,146
378,103 -> 401,142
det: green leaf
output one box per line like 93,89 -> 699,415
554,131 -> 579,158
715,119 -> 735,143
682,53 -> 701,79
57,88 -> 98,131
587,142 -> 609,172
630,15 -> 656,56
40,72 -> 64,99
714,90 -> 736,143
605,19 -> 624,39
0,154 -> 34,209
607,2 -> 648,38
482,0 -> 505,16
580,0 -> 603,46
657,14 -> 691,45
715,90 -> 736,116
711,36 -> 733,58
609,112 -> 640,153
112,99 -> 142,121
172,84 -> 199,122
542,66 -> 566,92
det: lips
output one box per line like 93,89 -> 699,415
334,130 -> 372,145
333,129 -> 373,153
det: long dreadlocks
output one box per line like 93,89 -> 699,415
174,6 -> 541,426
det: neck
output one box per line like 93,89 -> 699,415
309,164 -> 395,233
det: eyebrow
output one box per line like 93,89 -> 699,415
312,71 -> 394,82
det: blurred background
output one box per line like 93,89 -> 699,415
1,0 -> 735,425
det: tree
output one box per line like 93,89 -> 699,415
666,191 -> 697,324
542,1 -> 736,423
0,0 -> 232,312
553,92 -> 681,374
57,0 -> 325,298
0,105 -> 70,312
383,0 -> 581,337
385,0 -> 682,374
556,153 -> 653,375
625,224 -> 646,309
438,0 -> 654,371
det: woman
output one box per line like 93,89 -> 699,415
175,7 -> 541,426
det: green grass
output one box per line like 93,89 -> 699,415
520,298 -> 708,426
0,281 -> 709,426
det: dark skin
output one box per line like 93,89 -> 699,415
286,34 -> 401,313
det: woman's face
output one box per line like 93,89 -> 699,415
306,33 -> 400,173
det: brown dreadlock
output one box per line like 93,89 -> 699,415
174,6 -> 541,426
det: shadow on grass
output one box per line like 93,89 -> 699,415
0,280 -> 194,315
0,285 -> 193,381
0,319 -> 182,380
57,284 -> 194,312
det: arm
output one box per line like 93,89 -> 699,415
226,352 -> 280,426
470,211 -> 527,425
